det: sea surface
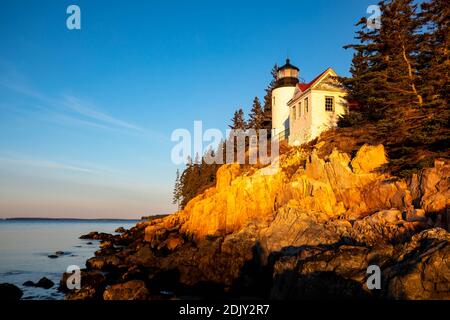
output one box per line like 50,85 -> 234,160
0,219 -> 138,300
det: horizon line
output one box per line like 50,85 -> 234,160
0,217 -> 152,221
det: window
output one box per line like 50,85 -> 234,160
325,96 -> 334,112
292,105 -> 296,119
273,96 -> 276,106
304,98 -> 309,114
297,102 -> 301,118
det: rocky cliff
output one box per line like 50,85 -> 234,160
65,143 -> 450,300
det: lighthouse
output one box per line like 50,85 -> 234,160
271,59 -> 299,140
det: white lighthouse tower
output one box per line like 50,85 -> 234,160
272,59 -> 299,140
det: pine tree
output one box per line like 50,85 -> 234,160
342,0 -> 425,124
341,15 -> 389,120
228,108 -> 247,163
380,0 -> 423,109
262,64 -> 278,130
263,64 -> 278,114
172,169 -> 182,209
215,139 -> 226,164
338,51 -> 372,126
177,147 -> 222,209
340,50 -> 371,113
417,0 -> 450,109
338,0 -> 449,177
229,108 -> 247,130
201,148 -> 219,184
248,97 -> 265,131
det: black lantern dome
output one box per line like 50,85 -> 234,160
274,59 -> 299,88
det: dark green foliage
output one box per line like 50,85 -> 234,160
341,0 -> 448,120
417,0 -> 450,109
172,168 -> 182,209
247,97 -> 265,131
262,64 -> 278,131
176,144 -> 224,209
340,0 -> 426,122
229,108 -> 247,130
337,111 -> 366,128
381,0 -> 424,108
337,0 -> 449,176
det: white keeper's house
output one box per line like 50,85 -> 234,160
271,59 -> 347,146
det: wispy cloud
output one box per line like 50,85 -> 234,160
0,68 -> 164,139
0,154 -> 103,174
61,94 -> 151,135
0,152 -> 159,196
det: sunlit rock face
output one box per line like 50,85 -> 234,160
409,159 -> 450,216
154,144 -> 446,242
351,144 -> 388,174
137,143 -> 449,300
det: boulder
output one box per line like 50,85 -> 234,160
103,280 -> 149,300
384,228 -> 450,300
36,277 -> 54,289
65,286 -> 99,300
350,209 -> 421,245
86,255 -> 122,271
165,234 -> 184,251
375,209 -> 403,224
409,159 -> 450,218
270,244 -> 371,299
80,231 -> 115,241
59,270 -> 106,293
115,227 -> 126,233
0,283 -> 23,300
351,144 -> 388,174
260,206 -> 341,254
120,265 -> 147,282
22,277 -> 55,289
100,241 -> 114,249
79,231 -> 99,239
405,209 -> 428,223
125,245 -> 156,267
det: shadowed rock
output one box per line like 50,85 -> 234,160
0,283 -> 23,300
103,280 -> 149,300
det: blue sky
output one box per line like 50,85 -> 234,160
0,0 -> 374,218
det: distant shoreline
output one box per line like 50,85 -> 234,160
1,217 -> 141,222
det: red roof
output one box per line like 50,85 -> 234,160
296,69 -> 330,92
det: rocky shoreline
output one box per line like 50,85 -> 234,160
60,144 -> 449,300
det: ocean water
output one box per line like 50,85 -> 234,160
0,219 -> 138,300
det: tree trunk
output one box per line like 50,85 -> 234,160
401,44 -> 423,106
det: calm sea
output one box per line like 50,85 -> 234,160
0,219 -> 138,300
